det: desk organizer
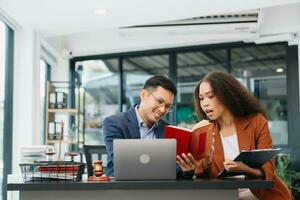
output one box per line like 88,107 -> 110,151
19,161 -> 85,182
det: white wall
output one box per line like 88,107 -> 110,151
8,27 -> 69,200
12,28 -> 39,173
12,28 -> 68,174
42,36 -> 70,81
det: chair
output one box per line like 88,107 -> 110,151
83,144 -> 107,177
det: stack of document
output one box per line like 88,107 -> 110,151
20,145 -> 47,163
23,172 -> 79,181
20,161 -> 85,182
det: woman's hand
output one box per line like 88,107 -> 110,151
177,153 -> 198,173
223,160 -> 264,177
223,160 -> 249,173
177,132 -> 215,173
192,119 -> 210,131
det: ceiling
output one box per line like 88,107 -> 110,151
1,0 -> 300,37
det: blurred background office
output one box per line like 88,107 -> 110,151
1,0 -> 300,199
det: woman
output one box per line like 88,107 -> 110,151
177,72 -> 293,200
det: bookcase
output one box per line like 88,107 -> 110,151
45,81 -> 85,154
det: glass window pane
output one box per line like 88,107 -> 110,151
231,44 -> 287,145
123,55 -> 169,110
176,50 -> 227,128
75,59 -> 119,144
0,20 -> 6,198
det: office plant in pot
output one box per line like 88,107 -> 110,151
276,154 -> 300,199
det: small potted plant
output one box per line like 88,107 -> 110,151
276,154 -> 300,199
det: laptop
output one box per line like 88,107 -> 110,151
113,139 -> 176,180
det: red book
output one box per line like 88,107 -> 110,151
164,123 -> 212,160
38,166 -> 80,173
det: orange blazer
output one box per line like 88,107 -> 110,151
194,113 -> 294,200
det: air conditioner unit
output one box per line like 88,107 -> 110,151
118,10 -> 259,38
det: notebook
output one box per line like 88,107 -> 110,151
218,148 -> 281,178
113,139 -> 176,180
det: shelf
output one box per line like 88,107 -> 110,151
45,81 -> 85,159
48,108 -> 81,115
47,139 -> 77,144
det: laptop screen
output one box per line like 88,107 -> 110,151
113,139 -> 176,180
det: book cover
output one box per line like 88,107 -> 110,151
217,148 -> 281,178
164,123 -> 212,160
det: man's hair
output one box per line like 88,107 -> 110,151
143,75 -> 177,95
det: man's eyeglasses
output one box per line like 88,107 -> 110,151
149,93 -> 175,113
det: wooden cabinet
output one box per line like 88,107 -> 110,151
45,81 -> 85,152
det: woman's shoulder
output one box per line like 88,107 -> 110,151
246,112 -> 268,125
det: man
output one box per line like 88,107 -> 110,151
103,75 -> 177,177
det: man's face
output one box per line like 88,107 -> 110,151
139,86 -> 174,126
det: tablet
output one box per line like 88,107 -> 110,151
218,148 -> 281,178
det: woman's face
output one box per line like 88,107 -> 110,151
199,81 -> 226,120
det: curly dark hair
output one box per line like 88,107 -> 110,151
193,71 -> 265,120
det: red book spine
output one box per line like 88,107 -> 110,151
38,166 -> 79,172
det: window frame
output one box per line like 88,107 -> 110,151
2,24 -> 14,200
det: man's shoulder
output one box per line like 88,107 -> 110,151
105,111 -> 126,120
103,108 -> 134,124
